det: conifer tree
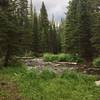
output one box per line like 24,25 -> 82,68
63,0 -> 80,53
16,0 -> 32,53
78,0 -> 93,61
39,2 -> 49,52
52,20 -> 59,53
0,0 -> 31,66
0,0 -> 20,66
64,0 -> 93,61
48,21 -> 57,53
48,16 -> 60,53
91,0 -> 100,55
32,8 -> 39,55
59,18 -> 66,52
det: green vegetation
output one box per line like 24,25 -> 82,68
0,0 -> 32,66
43,53 -> 58,62
0,66 -> 100,100
0,0 -> 100,99
43,53 -> 83,63
63,0 -> 93,61
93,57 -> 100,67
0,0 -> 100,66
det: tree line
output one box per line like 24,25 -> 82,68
60,0 -> 100,62
0,0 -> 100,66
0,0 -> 60,66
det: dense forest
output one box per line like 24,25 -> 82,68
0,0 -> 100,99
0,0 -> 100,66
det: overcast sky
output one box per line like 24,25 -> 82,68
32,0 -> 70,23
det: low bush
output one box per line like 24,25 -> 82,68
93,57 -> 100,67
43,53 -> 83,63
58,54 -> 72,62
71,55 -> 83,63
43,53 -> 58,62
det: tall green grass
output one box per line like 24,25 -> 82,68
0,66 -> 100,100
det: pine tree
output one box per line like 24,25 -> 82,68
0,0 -> 21,66
32,8 -> 39,55
48,16 -> 60,53
91,0 -> 100,55
0,0 -> 31,66
16,0 -> 32,54
16,0 -> 29,27
64,0 -> 93,61
39,2 -> 49,52
78,0 -> 93,61
59,18 -> 66,52
48,23 -> 53,53
63,0 -> 80,53
48,20 -> 57,53
0,0 -> 9,58
52,20 -> 60,53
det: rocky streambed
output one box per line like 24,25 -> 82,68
21,58 -> 100,76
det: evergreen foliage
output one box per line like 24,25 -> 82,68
62,0 -> 100,61
39,2 -> 49,52
32,8 -> 39,55
0,0 -> 31,66
90,0 -> 100,55
0,0 -> 99,66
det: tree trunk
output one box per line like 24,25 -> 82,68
4,45 -> 10,67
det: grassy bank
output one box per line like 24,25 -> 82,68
0,66 -> 100,100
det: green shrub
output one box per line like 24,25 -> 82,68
43,53 -> 83,63
43,53 -> 58,62
71,55 -> 83,63
93,57 -> 100,67
58,54 -> 72,62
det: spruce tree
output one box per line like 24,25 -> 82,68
48,20 -> 57,53
0,0 -> 31,66
0,0 -> 20,66
39,2 -> 49,52
59,18 -> 66,52
52,20 -> 60,53
48,23 -> 53,53
16,0 -> 32,54
91,0 -> 100,55
63,0 -> 80,53
32,8 -> 39,55
64,0 -> 93,61
78,0 -> 93,61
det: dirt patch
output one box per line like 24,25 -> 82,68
0,80 -> 22,100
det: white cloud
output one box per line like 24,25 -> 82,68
29,0 -> 70,23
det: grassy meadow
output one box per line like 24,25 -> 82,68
0,66 -> 100,100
